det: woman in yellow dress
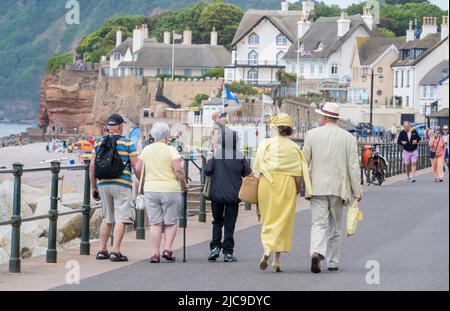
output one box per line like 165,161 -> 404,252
253,113 -> 311,272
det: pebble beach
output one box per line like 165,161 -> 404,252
0,142 -> 86,193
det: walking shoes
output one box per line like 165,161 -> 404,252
208,247 -> 221,261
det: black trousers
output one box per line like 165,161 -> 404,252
210,201 -> 239,254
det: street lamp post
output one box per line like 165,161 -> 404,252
369,68 -> 375,125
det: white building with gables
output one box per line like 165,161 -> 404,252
224,1 -> 314,86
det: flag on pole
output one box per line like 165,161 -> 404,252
262,94 -> 273,104
224,87 -> 240,106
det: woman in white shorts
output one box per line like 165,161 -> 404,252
136,123 -> 189,263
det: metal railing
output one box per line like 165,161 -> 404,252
0,150 -> 254,271
0,160 -> 97,273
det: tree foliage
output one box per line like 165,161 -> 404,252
46,53 -> 74,75
378,27 -> 396,38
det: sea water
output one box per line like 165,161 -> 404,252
0,123 -> 31,138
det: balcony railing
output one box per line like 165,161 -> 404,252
242,79 -> 279,86
233,59 -> 286,67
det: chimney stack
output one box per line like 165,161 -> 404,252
406,20 -> 415,42
116,27 -> 123,47
141,24 -> 149,40
297,17 -> 311,39
183,27 -> 192,45
302,1 -> 315,19
133,25 -> 144,52
210,26 -> 218,46
361,5 -> 374,31
441,16 -> 449,41
420,16 -> 438,39
163,31 -> 171,44
281,1 -> 289,12
337,11 -> 350,37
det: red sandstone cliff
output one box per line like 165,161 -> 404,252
38,71 -> 98,135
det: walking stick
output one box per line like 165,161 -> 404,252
182,154 -> 189,263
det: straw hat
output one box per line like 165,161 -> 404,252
315,102 -> 340,119
270,113 -> 294,127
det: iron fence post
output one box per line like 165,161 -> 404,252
80,159 -> 91,255
199,150 -> 207,223
46,161 -> 60,263
360,145 -> 365,185
9,163 -> 23,273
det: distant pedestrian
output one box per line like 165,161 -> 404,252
390,124 -> 398,143
303,103 -> 362,273
253,113 -> 312,273
397,121 -> 421,183
90,114 -> 140,262
205,129 -> 251,263
136,122 -> 189,263
428,128 -> 446,183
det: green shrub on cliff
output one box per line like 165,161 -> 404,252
225,81 -> 258,96
46,53 -> 73,75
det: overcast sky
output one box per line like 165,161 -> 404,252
305,1 -> 448,10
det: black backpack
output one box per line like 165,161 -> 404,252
94,135 -> 127,179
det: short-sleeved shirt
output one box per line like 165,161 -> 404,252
139,142 -> 181,193
94,135 -> 138,189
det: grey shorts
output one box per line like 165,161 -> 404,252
144,192 -> 181,225
98,185 -> 135,224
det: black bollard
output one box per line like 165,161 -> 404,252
46,161 -> 60,263
9,163 -> 23,273
80,159 -> 91,255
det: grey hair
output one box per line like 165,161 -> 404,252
150,122 -> 171,141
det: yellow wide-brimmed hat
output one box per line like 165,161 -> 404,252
270,113 -> 294,127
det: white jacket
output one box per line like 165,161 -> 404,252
303,123 -> 362,204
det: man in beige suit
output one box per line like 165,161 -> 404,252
303,102 -> 362,273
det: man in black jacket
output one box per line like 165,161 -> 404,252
397,121 -> 421,183
205,130 -> 252,262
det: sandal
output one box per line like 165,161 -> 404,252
150,254 -> 160,263
162,250 -> 176,262
259,252 -> 270,271
96,250 -> 110,260
109,251 -> 128,262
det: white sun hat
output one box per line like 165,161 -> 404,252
315,102 -> 340,119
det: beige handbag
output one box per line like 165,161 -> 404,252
239,175 -> 259,204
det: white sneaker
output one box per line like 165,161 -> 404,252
406,177 -> 411,183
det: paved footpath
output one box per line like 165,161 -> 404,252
50,171 -> 448,291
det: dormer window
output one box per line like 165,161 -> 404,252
276,34 -> 287,46
114,53 -> 121,61
413,48 -> 425,59
314,42 -> 323,52
248,33 -> 259,45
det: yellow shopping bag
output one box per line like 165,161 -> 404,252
346,200 -> 363,237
